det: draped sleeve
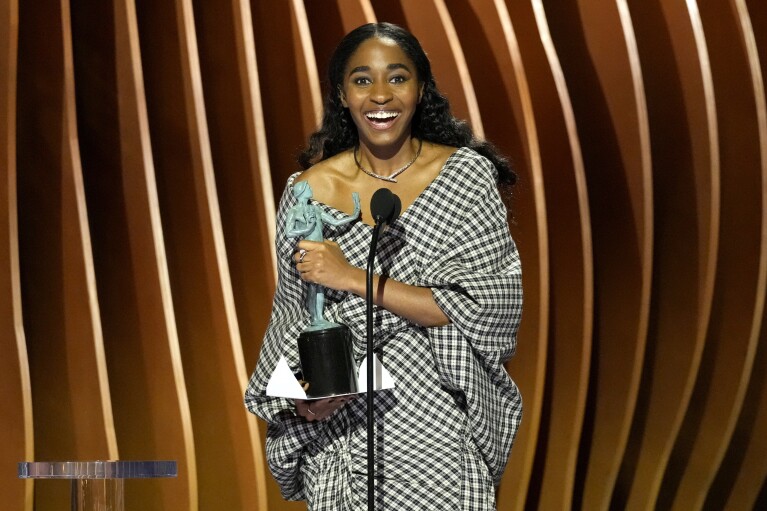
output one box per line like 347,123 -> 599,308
418,153 -> 523,485
244,174 -> 325,501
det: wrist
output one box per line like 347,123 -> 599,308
345,266 -> 370,297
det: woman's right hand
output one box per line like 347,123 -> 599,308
295,396 -> 351,422
294,239 -> 361,292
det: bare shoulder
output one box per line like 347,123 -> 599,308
293,150 -> 357,206
295,150 -> 352,182
420,142 -> 459,175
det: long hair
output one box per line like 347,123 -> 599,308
298,23 -> 515,187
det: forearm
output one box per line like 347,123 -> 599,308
294,239 -> 450,327
344,267 -> 450,327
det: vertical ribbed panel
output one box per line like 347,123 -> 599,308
0,1 -> 32,509
68,0 -> 198,508
659,1 -> 767,509
16,0 -> 118,508
503,1 -> 593,508
133,0 -> 263,508
726,2 -> 767,505
620,1 -> 719,509
534,1 -> 653,508
191,0 -> 276,387
250,0 -> 321,202
5,1 -> 767,509
709,6 -> 767,507
304,0 -> 376,92
709,312 -> 767,509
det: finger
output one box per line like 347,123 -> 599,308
303,399 -> 330,416
297,266 -> 312,282
296,398 -> 324,418
294,400 -> 313,421
294,249 -> 307,264
297,240 -> 322,251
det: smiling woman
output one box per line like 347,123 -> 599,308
341,38 -> 423,161
244,22 -> 523,511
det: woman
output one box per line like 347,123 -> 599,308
245,22 -> 522,510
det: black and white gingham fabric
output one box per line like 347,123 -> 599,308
245,147 -> 523,510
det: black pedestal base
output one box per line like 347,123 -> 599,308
298,324 -> 358,399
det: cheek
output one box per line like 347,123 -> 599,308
343,94 -> 365,114
403,87 -> 421,106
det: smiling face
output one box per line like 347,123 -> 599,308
340,37 -> 423,156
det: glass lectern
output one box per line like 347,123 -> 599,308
18,460 -> 177,511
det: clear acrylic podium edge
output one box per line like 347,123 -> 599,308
18,460 -> 177,479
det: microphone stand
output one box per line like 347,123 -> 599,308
365,218 -> 384,510
365,188 -> 399,510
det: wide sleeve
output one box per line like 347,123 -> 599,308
243,176 -> 325,501
418,156 -> 523,485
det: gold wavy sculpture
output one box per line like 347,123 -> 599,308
1,0 -> 765,509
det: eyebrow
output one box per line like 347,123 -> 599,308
348,63 -> 412,75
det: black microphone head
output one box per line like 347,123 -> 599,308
370,188 -> 400,225
391,194 -> 402,220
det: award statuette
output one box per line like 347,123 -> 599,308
286,181 -> 361,398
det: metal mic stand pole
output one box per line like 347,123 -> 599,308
366,221 -> 383,510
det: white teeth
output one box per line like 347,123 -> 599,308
366,111 -> 398,120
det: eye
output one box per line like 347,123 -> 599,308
389,75 -> 408,84
352,76 -> 372,86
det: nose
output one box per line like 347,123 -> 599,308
369,81 -> 392,105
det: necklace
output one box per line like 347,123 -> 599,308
354,139 -> 423,183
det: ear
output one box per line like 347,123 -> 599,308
338,87 -> 348,108
418,83 -> 424,104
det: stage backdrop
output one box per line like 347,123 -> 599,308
2,0 -> 766,510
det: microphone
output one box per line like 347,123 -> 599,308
370,188 -> 401,226
365,188 -> 400,507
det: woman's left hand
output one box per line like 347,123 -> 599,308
295,396 -> 351,422
295,240 -> 360,292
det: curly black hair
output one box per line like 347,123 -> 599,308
298,22 -> 515,187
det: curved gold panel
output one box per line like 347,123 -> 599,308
501,1 -> 594,509
576,2 -> 653,508
251,0 -> 321,202
709,3 -> 767,507
304,0 -> 375,96
67,0 -> 199,508
0,1 -> 33,509
658,1 -> 767,509
192,0 -> 278,506
337,0 -> 377,30
192,0 -> 276,386
616,1 -> 719,509
16,0 -> 118,507
705,317 -> 767,509
133,0 -> 263,508
540,1 -> 653,507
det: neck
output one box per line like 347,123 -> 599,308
357,136 -> 417,173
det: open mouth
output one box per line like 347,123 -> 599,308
365,111 -> 400,128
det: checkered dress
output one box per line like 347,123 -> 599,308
245,147 -> 523,510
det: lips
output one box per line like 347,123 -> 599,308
365,110 -> 400,129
